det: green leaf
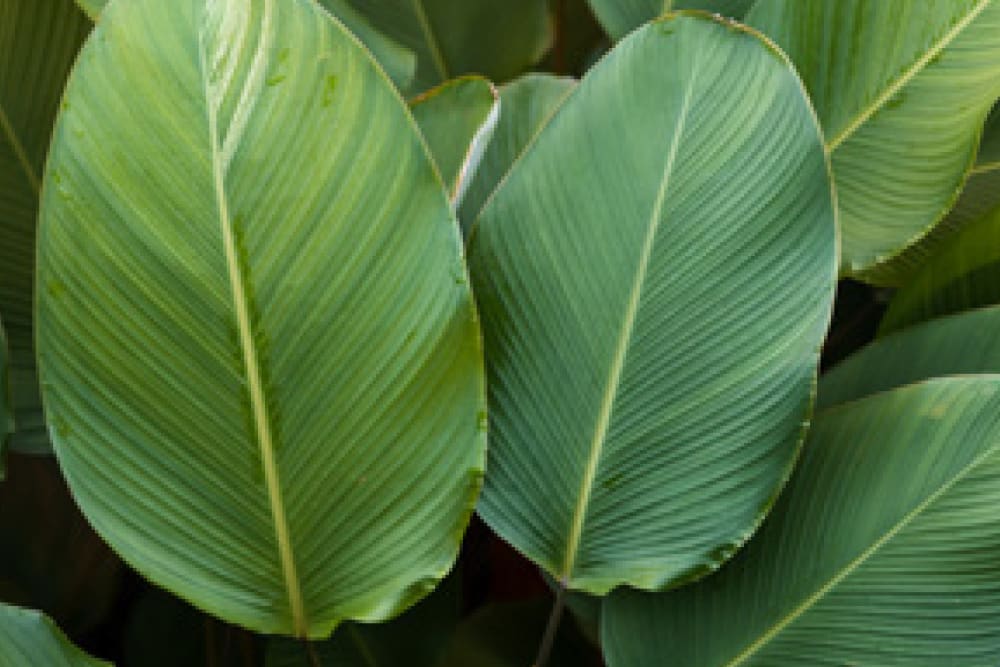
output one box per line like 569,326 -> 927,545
459,73 -> 575,236
0,604 -> 108,667
747,0 -> 1000,279
1,0 -> 89,455
74,0 -> 419,90
469,13 -> 836,595
0,455 -> 122,637
879,103 -> 1000,284
410,76 -> 500,209
604,377 -> 1000,666
820,306 -> 1000,410
586,0 -> 755,41
266,573 -> 460,667
339,0 -> 554,94
37,0 -> 485,639
880,206 -> 1000,335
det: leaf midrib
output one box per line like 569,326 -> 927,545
411,0 -> 449,82
559,70 -> 698,583
720,421 -> 1000,667
198,0 -> 307,636
825,0 -> 993,152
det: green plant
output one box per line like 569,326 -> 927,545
3,0 -> 1000,665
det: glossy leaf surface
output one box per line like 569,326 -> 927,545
748,0 -> 1000,277
37,0 -> 484,638
0,0 -> 89,453
470,14 -> 836,594
411,76 -> 499,208
605,377 -> 1000,667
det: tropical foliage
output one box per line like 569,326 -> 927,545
2,0 -> 1000,665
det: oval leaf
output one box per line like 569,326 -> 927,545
459,73 -> 576,235
586,0 -> 755,41
604,377 -> 1000,666
469,13 -> 837,594
820,305 -> 1000,410
74,0 -> 419,90
0,604 -> 108,667
747,0 -> 1000,278
410,76 -> 500,209
37,0 -> 484,638
880,205 -> 1000,334
1,0 -> 89,454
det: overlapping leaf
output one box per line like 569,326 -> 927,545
884,103 -> 1000,283
469,13 -> 836,594
586,0 -> 755,41
75,0 -> 418,89
37,0 -> 484,638
339,0 -> 553,94
0,604 -> 108,667
411,76 -> 499,209
747,0 -> 1000,279
880,205 -> 1000,334
0,0 -> 89,454
604,377 -> 1000,666
821,306 -> 1000,409
459,73 -> 576,235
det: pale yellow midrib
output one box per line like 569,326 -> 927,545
720,438 -> 998,667
826,0 -> 992,153
0,102 -> 41,194
559,72 -> 698,582
412,0 -> 449,81
970,159 -> 1000,175
199,1 -> 307,636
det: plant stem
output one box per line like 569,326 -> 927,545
303,639 -> 322,667
532,582 -> 567,667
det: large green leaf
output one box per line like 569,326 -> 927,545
747,0 -> 1000,279
0,604 -> 108,667
458,73 -> 576,235
586,0 -> 755,41
76,0 -> 417,89
410,76 -> 500,209
820,305 -> 1000,410
469,13 -> 836,595
880,205 -> 1000,334
1,0 -> 89,454
340,0 -> 554,94
604,377 -> 1000,666
37,0 -> 485,639
882,103 -> 1000,284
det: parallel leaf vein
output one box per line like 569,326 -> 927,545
411,0 -> 449,81
559,70 -> 698,582
199,0 -> 306,636
721,434 -> 1000,667
825,0 -> 992,152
